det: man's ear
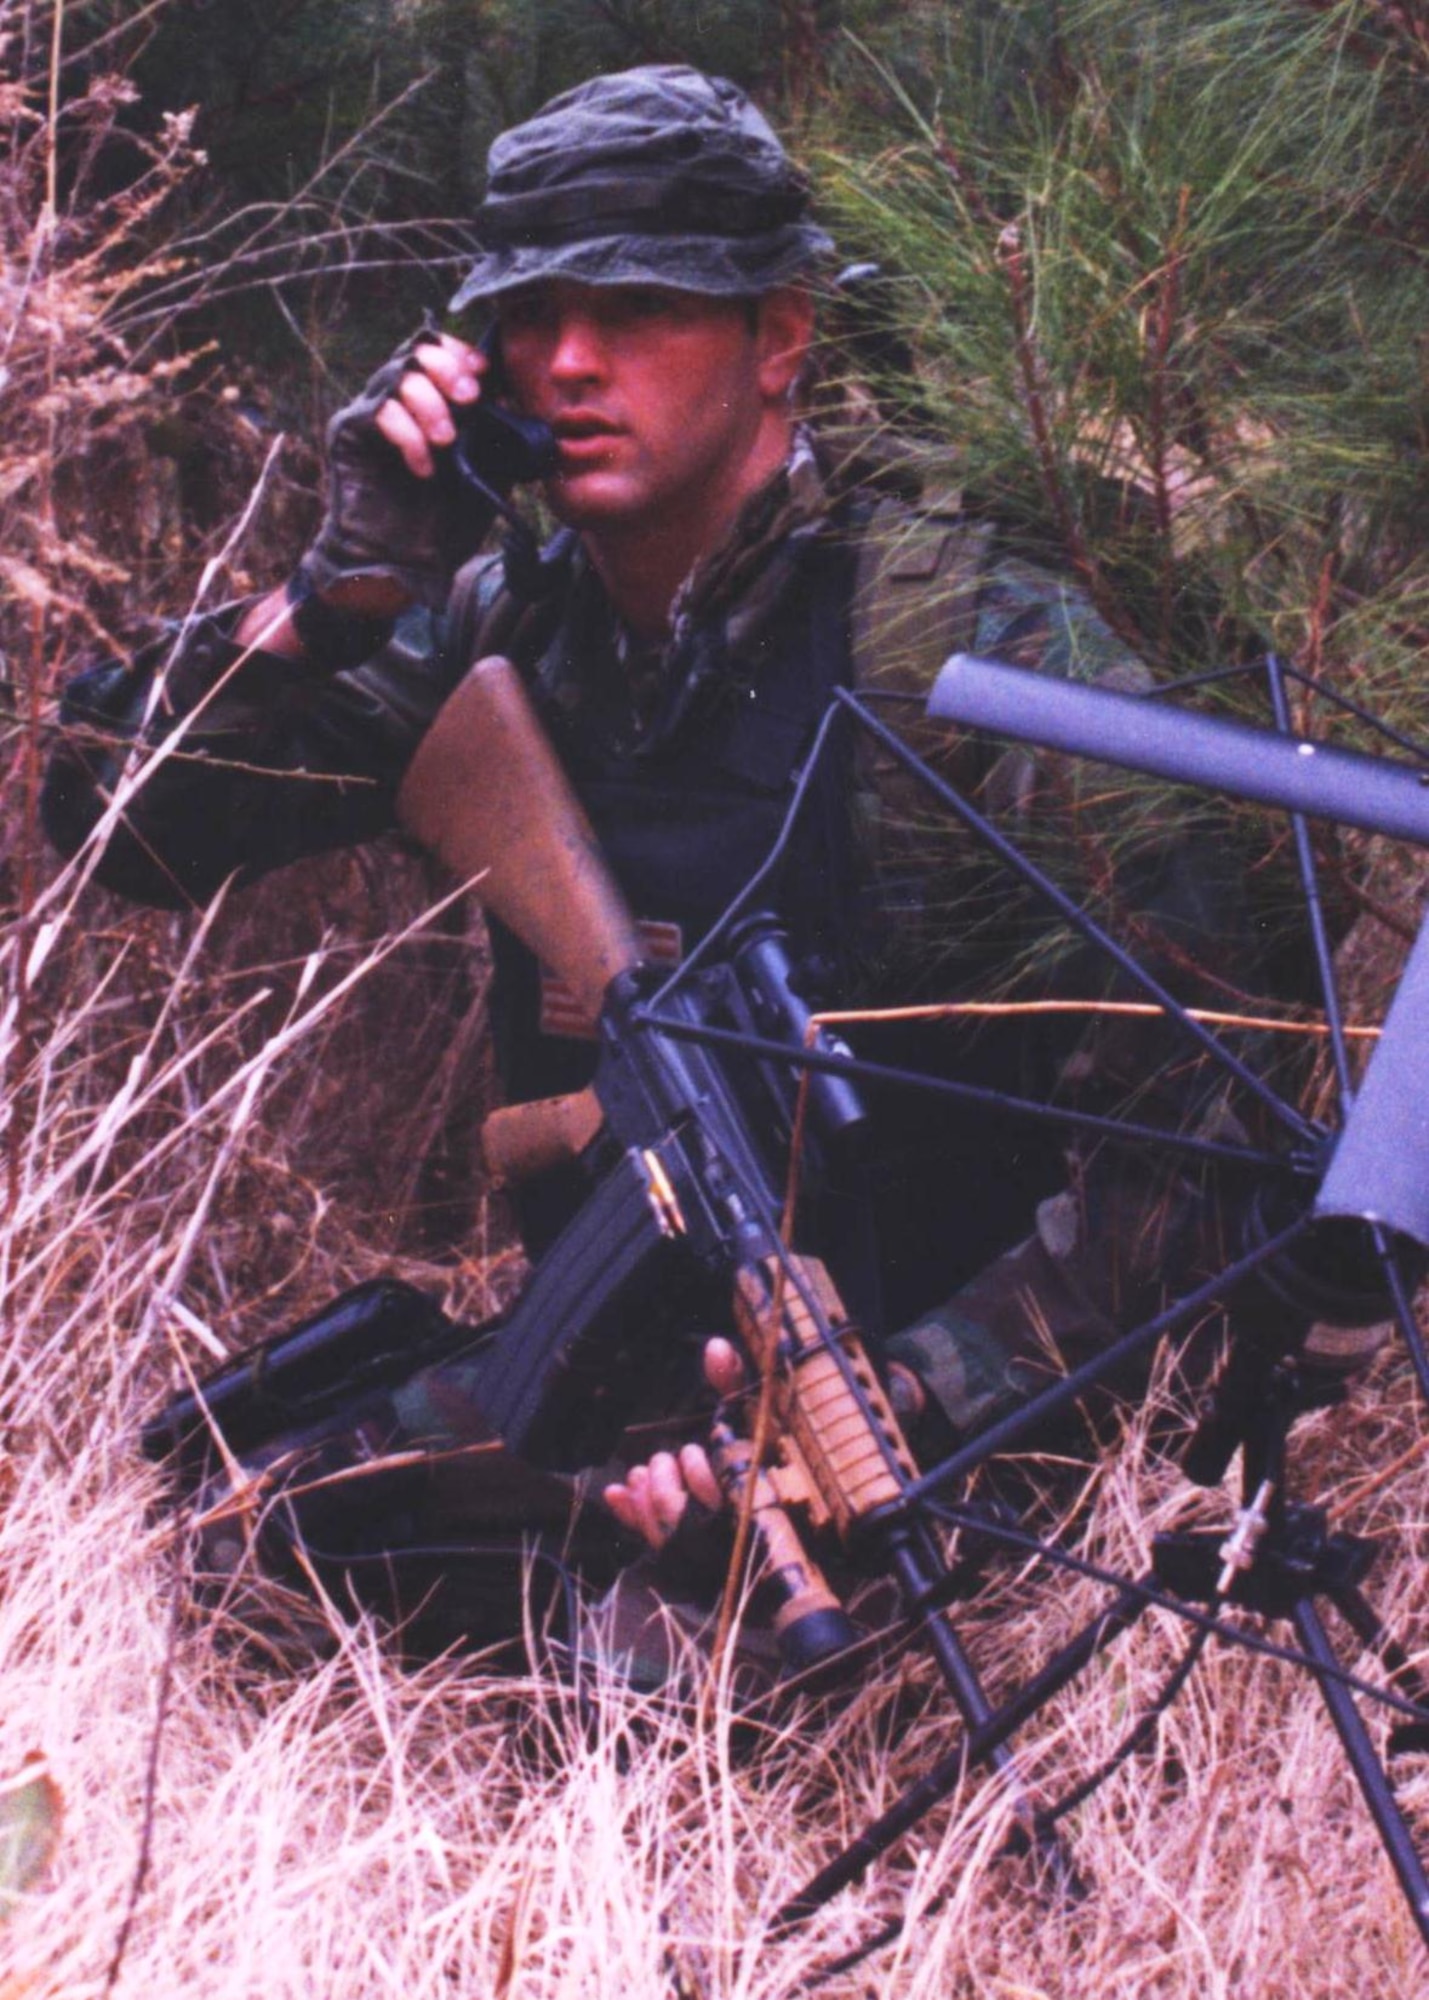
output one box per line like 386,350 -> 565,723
754,286 -> 816,404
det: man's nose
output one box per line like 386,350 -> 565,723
547,311 -> 607,383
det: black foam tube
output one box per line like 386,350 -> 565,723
927,655 -> 1429,846
1317,913 -> 1429,1246
926,653 -> 1429,1245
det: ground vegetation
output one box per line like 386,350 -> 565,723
1,3 -> 1426,1993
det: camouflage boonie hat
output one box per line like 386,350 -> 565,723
451,64 -> 833,309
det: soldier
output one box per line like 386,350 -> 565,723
45,67 -> 1369,1647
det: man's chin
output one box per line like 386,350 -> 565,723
545,469 -> 644,529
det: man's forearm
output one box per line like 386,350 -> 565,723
41,595 -> 453,905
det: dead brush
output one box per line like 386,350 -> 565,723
3,7 -> 1429,1998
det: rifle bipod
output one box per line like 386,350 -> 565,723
766,1518 -> 1120,1959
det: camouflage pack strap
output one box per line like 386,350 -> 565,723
848,489 -> 995,898
849,487 -> 991,699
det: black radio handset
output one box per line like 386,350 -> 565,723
444,325 -> 563,597
451,325 -> 559,511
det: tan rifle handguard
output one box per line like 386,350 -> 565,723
396,654 -> 643,1025
733,1254 -> 917,1541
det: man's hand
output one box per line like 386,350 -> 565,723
238,333 -> 493,659
293,325 -> 504,623
603,1337 -> 743,1551
374,333 -> 487,481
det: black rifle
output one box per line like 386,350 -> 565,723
145,658 -> 930,1676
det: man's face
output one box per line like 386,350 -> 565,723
493,281 -> 797,549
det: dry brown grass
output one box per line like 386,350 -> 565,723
4,10 -> 1428,1996
2,1101 -> 1426,2000
5,623 -> 1426,1999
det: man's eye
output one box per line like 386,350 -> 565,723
609,288 -> 677,323
497,294 -> 552,335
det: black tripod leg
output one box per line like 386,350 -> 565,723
890,1525 -> 1080,1888
1291,1598 -> 1429,1945
770,1579 -> 1148,1938
1329,1580 -> 1429,1724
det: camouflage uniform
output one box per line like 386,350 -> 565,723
45,412 -> 1224,1431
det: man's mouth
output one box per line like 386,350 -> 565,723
544,410 -> 616,438
551,413 -> 623,457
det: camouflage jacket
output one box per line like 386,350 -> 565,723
44,425 -> 1160,965
43,427 -> 1240,1434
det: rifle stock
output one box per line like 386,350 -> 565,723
396,653 -> 642,1024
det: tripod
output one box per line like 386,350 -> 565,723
1157,1342 -> 1429,1937
152,648 -> 1429,1973
645,653 -> 1429,1960
773,1325 -> 1429,1957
